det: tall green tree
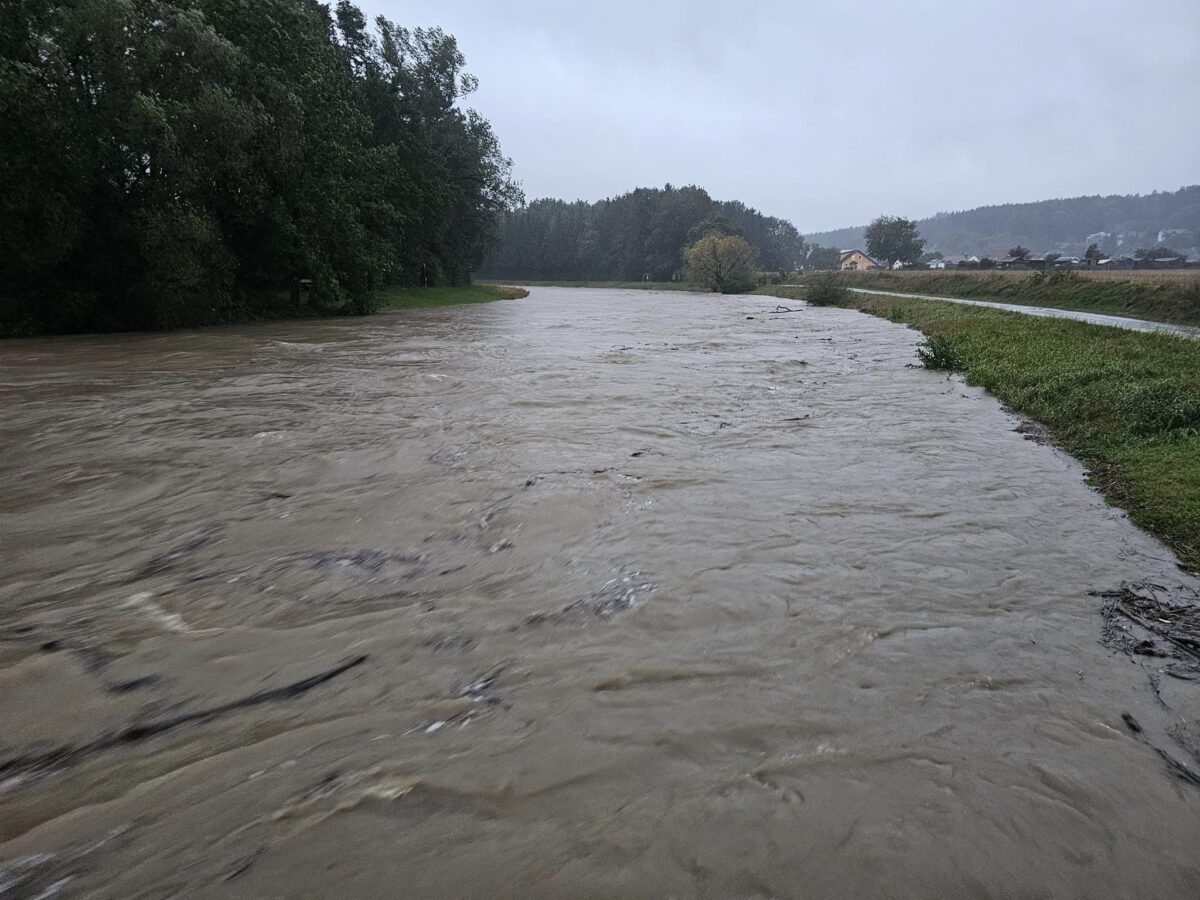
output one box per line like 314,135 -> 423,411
0,1 -> 519,335
864,216 -> 925,266
805,245 -> 842,270
1134,246 -> 1182,260
685,234 -> 756,293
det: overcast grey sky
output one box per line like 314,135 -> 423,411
362,0 -> 1200,233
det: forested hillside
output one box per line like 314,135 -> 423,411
478,185 -> 806,281
0,0 -> 519,335
807,186 -> 1200,257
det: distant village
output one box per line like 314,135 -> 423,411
836,247 -> 1198,272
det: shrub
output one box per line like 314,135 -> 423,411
804,276 -> 850,306
718,271 -> 754,294
1029,269 -> 1081,288
916,335 -> 966,370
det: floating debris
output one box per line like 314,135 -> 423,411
1097,582 -> 1200,789
1095,582 -> 1200,680
296,550 -> 422,575
408,665 -> 506,736
456,665 -> 505,706
517,569 -> 656,628
1013,420 -> 1054,446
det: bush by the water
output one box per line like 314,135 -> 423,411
916,335 -> 966,370
804,277 -> 850,307
720,271 -> 758,294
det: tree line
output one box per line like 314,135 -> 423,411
477,185 -> 807,282
0,1 -> 520,335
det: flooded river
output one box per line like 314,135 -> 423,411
2,286 -> 1199,898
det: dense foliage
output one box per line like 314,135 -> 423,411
0,0 -> 519,335
478,185 -> 806,281
804,244 -> 842,270
808,185 -> 1200,258
864,216 -> 925,265
684,234 -> 755,293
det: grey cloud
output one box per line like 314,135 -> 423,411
362,0 -> 1200,233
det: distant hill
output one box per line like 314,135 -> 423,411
806,186 -> 1200,258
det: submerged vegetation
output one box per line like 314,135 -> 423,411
786,269 -> 1200,326
763,286 -> 1200,571
0,0 -> 520,336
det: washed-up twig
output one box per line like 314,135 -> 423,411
1153,747 -> 1200,787
1096,583 -> 1200,664
1121,711 -> 1200,788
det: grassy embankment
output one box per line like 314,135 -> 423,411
483,271 -> 1200,325
763,284 -> 1200,572
377,284 -> 528,309
795,269 -> 1200,327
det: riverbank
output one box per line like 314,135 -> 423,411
479,279 -> 695,292
783,269 -> 1200,327
0,284 -> 530,338
378,284 -> 528,309
764,285 -> 1200,571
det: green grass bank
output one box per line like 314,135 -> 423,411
764,285 -> 1200,572
378,284 -> 528,310
785,269 -> 1200,327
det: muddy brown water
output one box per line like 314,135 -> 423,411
2,286 -> 1199,898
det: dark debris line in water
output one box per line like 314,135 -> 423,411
0,656 -> 368,785
1098,581 -> 1200,786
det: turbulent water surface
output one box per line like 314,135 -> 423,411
2,287 -> 1199,898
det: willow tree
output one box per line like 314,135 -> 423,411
685,234 -> 756,293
